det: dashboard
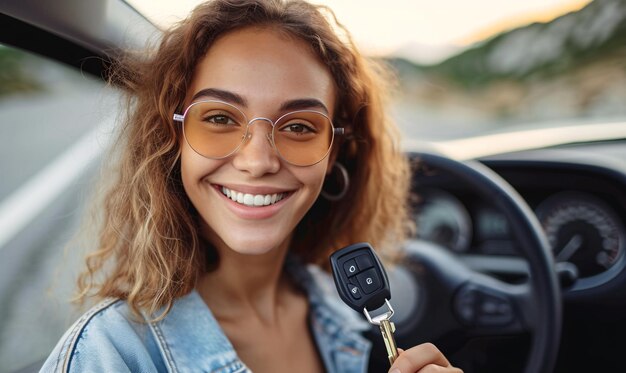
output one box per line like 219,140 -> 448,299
411,140 -> 626,299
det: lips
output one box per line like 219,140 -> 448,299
219,186 -> 289,207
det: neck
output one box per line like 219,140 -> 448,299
197,233 -> 294,325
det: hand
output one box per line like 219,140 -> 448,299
388,344 -> 463,373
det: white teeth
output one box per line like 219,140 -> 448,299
254,195 -> 264,206
243,194 -> 254,205
220,186 -> 286,207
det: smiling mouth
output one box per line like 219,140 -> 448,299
220,186 -> 290,207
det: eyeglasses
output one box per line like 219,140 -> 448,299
173,100 -> 343,167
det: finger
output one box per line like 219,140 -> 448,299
412,364 -> 464,373
388,343 -> 451,373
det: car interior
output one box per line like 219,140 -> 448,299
1,1 -> 625,372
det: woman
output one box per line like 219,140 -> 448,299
42,0 -> 462,372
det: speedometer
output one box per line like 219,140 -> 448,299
535,192 -> 625,278
415,189 -> 472,253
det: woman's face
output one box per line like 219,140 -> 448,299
180,27 -> 337,256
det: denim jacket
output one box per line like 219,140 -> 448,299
40,263 -> 372,373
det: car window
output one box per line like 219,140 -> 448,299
0,43 -> 118,372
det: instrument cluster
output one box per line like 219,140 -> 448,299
414,188 -> 625,280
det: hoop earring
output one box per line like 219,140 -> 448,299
321,162 -> 350,201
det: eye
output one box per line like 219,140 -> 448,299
202,113 -> 238,126
280,122 -> 317,134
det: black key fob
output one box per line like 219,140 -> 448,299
329,242 -> 391,313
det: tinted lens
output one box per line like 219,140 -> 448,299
183,101 -> 247,158
273,111 -> 333,166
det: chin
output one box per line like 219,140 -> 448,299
229,245 -> 276,256
221,235 -> 287,256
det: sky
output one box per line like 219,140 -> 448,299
127,0 -> 592,64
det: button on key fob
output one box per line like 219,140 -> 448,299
330,242 -> 390,311
330,242 -> 399,365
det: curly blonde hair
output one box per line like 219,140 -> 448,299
77,0 -> 412,318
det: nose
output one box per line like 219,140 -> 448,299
231,120 -> 280,177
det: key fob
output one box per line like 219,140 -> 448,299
330,242 -> 391,312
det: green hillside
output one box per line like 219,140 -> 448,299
384,0 -> 626,124
389,0 -> 626,89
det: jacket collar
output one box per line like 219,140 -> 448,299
151,290 -> 248,372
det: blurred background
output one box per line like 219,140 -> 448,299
0,0 -> 625,371
131,0 -> 626,139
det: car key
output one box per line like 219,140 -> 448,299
330,242 -> 399,366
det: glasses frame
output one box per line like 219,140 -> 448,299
173,100 -> 344,166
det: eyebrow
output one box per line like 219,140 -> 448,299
191,88 -> 329,115
280,99 -> 329,115
191,88 -> 247,106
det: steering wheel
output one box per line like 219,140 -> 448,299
366,152 -> 562,373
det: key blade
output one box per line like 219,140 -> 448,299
380,319 -> 399,365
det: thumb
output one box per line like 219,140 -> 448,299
388,348 -> 404,373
